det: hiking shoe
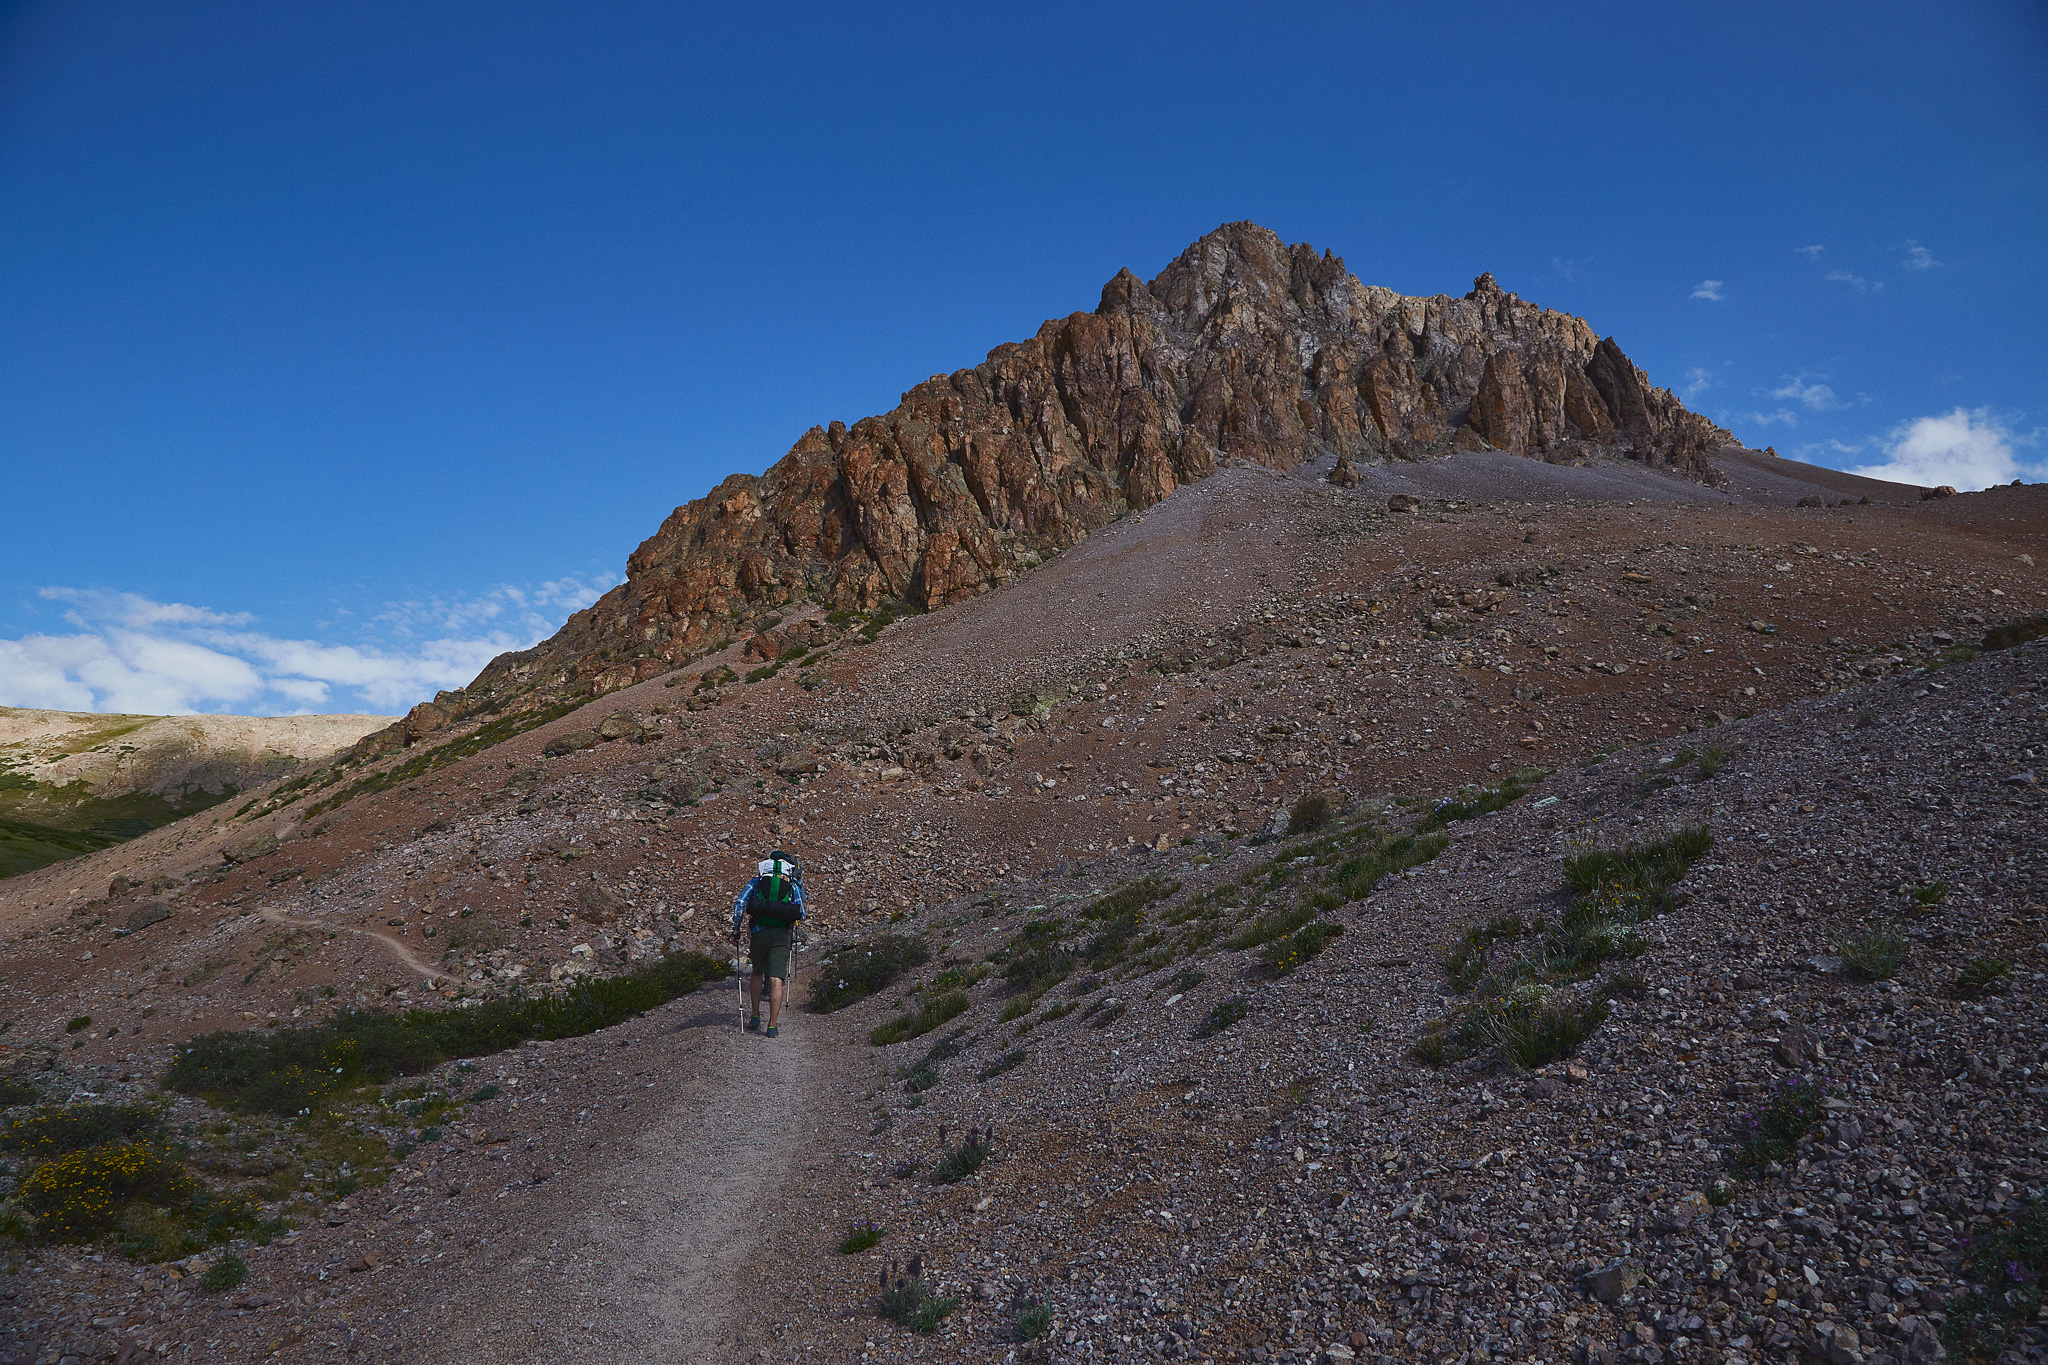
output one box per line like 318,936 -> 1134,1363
765,1025 -> 779,1038
746,1015 -> 761,1032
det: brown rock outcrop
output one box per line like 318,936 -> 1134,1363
467,223 -> 1728,708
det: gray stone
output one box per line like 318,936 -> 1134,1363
1580,1260 -> 1642,1303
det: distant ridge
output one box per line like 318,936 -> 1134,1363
402,222 -> 1731,739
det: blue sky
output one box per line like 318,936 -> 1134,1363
2,1 -> 2043,716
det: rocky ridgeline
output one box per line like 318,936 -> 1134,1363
431,222 -> 1725,729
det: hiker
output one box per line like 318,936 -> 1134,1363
732,849 -> 805,1037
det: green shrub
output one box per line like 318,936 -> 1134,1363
168,950 -> 728,1114
65,1016 -> 92,1034
994,918 -> 1077,996
1730,1076 -> 1829,1173
978,1050 -> 1026,1082
806,934 -> 934,1013
1470,992 -> 1609,1071
838,1220 -> 884,1254
1086,1000 -> 1127,1029
1192,996 -> 1249,1040
1912,882 -> 1949,905
1952,958 -> 2011,998
1286,793 -> 1335,835
1839,928 -> 1908,981
1083,875 -> 1179,921
3,1103 -> 162,1157
0,1076 -> 37,1107
1332,831 -> 1447,901
1015,1299 -> 1053,1340
929,963 -> 989,991
870,991 -> 969,1046
1259,921 -> 1343,977
200,1253 -> 247,1291
1940,1197 -> 2045,1360
1420,770 -> 1546,829
931,1140 -> 988,1185
879,1277 -> 959,1333
20,1142 -> 194,1242
1694,741 -> 1729,778
1225,901 -> 1317,952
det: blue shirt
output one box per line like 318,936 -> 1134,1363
732,873 -> 806,933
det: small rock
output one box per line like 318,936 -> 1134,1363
1581,1260 -> 1642,1303
1526,1077 -> 1561,1100
1387,493 -> 1422,513
1775,1022 -> 1816,1067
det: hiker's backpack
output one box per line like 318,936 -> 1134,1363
750,856 -> 802,926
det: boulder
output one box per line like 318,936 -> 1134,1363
577,881 -> 629,924
543,730 -> 602,757
597,710 -> 645,742
1387,493 -> 1422,514
402,701 -> 455,745
220,830 -> 280,864
122,901 -> 174,934
1328,456 -> 1361,488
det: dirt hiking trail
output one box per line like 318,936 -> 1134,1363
394,996 -> 866,1365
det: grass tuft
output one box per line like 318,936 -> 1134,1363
168,951 -> 727,1115
1192,996 -> 1249,1040
1839,928 -> 1908,981
838,1220 -> 884,1254
878,1278 -> 959,1334
1729,1076 -> 1829,1174
931,1140 -> 989,1185
1939,1197 -> 2045,1361
869,991 -> 969,1047
1015,1298 -> 1054,1341
199,1254 -> 247,1292
1951,957 -> 2011,998
806,934 -> 933,1013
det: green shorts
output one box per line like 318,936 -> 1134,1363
749,925 -> 793,982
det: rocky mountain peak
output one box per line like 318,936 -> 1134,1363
451,223 -> 1730,718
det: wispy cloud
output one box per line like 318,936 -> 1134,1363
1735,409 -> 1801,429
1849,408 -> 2036,491
1899,239 -> 1940,271
1795,244 -> 1825,258
0,574 -> 618,717
1794,438 -> 1866,462
1690,279 -> 1725,302
1824,269 -> 1881,293
1682,367 -> 1716,402
1763,375 -> 1844,411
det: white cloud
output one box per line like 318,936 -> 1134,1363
1735,409 -> 1801,429
1682,367 -> 1716,402
1825,270 -> 1882,293
0,573 -> 619,717
1849,408 -> 2036,491
1795,244 -> 1825,258
1690,280 -> 1725,302
1900,239 -> 1940,271
1764,375 -> 1843,411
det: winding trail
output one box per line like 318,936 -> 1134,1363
258,906 -> 448,986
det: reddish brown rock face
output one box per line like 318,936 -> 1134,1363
469,223 -> 1727,708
